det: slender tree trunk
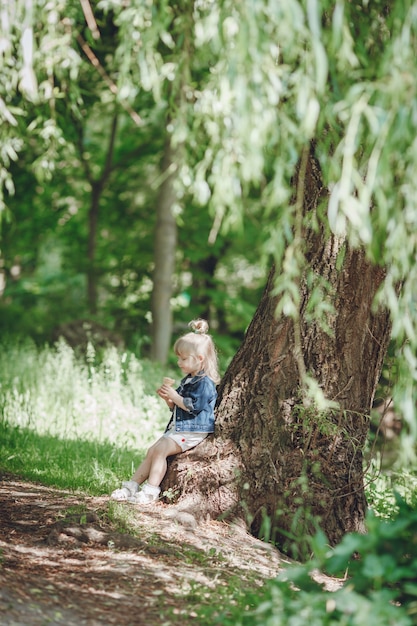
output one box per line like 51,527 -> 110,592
150,138 -> 178,363
149,0 -> 193,362
162,148 -> 392,551
85,114 -> 118,315
193,254 -> 218,322
87,184 -> 100,314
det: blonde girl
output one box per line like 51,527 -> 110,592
111,319 -> 220,504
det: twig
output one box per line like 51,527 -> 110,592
77,33 -> 143,127
293,144 -> 309,390
79,0 -> 100,40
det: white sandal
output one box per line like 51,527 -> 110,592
130,484 -> 160,505
110,480 -> 138,501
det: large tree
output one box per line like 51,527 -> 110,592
163,147 -> 392,551
160,0 -> 417,549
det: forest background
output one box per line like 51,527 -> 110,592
1,0 -> 417,624
0,0 -> 269,364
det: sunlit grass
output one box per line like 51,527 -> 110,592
0,338 -> 171,445
0,339 -> 175,493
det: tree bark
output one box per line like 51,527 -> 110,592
150,138 -> 178,363
162,147 -> 392,552
87,184 -> 100,315
86,114 -> 118,315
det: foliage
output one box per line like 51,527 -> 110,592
205,498 -> 417,625
0,0 -> 268,356
324,495 -> 417,601
210,584 -> 412,626
365,457 -> 417,519
0,338 -> 169,448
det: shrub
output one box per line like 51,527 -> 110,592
207,495 -> 416,626
0,339 -> 169,448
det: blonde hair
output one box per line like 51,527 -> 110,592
174,319 -> 220,384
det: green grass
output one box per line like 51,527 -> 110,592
0,338 -> 173,492
0,338 -> 170,442
0,421 -> 139,493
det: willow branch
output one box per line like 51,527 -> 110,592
77,34 -> 142,127
79,0 -> 100,40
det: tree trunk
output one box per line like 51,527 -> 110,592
87,184 -> 100,315
86,114 -> 118,315
162,148 -> 392,552
150,138 -> 178,363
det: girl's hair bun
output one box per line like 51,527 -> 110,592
189,319 -> 209,334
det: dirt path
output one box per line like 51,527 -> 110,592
0,473 -> 288,625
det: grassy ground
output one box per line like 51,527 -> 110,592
0,339 -> 171,494
1,339 -> 416,625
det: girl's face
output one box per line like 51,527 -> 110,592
177,352 -> 203,376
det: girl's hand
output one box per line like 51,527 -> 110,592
156,385 -> 174,408
160,383 -> 179,403
157,384 -> 187,411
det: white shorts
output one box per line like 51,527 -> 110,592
163,427 -> 209,452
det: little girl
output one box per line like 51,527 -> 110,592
111,319 -> 220,505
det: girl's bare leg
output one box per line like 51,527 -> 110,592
131,436 -> 181,487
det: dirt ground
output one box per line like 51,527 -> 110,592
0,472 -> 294,626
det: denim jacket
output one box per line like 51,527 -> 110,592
164,373 -> 217,433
